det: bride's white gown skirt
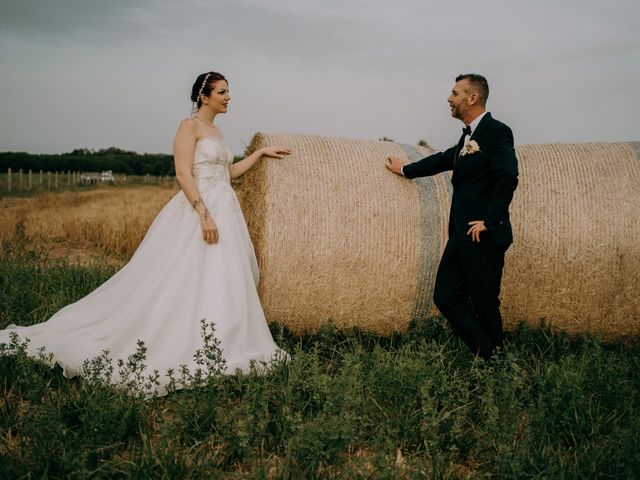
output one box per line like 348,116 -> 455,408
0,138 -> 288,396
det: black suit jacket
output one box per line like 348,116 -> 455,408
403,113 -> 518,245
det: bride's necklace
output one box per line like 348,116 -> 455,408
194,115 -> 215,128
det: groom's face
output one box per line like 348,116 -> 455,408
448,79 -> 472,121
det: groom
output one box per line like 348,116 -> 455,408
387,74 -> 518,359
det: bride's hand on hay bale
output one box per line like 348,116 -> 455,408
467,220 -> 487,242
386,156 -> 406,176
260,146 -> 292,159
229,146 -> 291,180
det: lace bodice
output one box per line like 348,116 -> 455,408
192,137 -> 233,184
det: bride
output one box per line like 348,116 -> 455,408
0,71 -> 291,396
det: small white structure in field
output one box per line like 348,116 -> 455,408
100,170 -> 115,182
80,171 -> 115,184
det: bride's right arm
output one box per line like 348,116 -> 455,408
173,119 -> 219,244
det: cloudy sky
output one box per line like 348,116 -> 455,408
1,0 -> 638,156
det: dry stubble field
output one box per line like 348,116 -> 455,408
0,184 -> 178,265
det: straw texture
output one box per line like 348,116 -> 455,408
236,134 -> 640,339
501,142 -> 640,339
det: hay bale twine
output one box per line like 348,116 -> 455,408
236,134 -> 640,339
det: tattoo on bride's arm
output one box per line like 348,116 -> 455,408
192,197 -> 203,209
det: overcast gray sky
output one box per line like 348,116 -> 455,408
1,0 -> 638,156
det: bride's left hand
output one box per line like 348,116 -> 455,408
260,146 -> 292,159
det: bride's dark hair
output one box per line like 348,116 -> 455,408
191,71 -> 227,110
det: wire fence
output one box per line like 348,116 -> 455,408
1,168 -> 177,195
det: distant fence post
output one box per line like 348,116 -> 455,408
28,169 -> 32,190
54,171 -> 58,189
7,168 -> 11,192
19,169 -> 23,191
39,169 -> 43,186
47,171 -> 51,190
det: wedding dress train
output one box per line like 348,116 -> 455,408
0,136 -> 288,396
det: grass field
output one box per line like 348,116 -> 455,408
0,183 -> 177,264
1,188 -> 639,478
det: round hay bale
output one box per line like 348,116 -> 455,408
501,142 -> 640,340
236,134 -> 640,339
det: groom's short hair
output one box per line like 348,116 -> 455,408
456,74 -> 489,106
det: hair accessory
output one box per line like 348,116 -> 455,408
197,73 -> 212,103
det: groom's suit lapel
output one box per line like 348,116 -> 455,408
469,112 -> 492,143
454,134 -> 466,163
454,112 -> 492,167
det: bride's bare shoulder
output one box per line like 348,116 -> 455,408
175,117 -> 198,135
179,117 -> 197,128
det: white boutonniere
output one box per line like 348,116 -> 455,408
460,140 -> 481,156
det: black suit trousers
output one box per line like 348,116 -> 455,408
433,239 -> 508,357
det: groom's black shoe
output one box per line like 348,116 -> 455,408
478,349 -> 494,361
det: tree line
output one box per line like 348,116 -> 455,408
0,147 -> 175,176
2,141 -> 429,176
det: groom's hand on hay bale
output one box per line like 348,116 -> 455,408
386,156 -> 405,176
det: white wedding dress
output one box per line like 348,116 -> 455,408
0,136 -> 288,396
